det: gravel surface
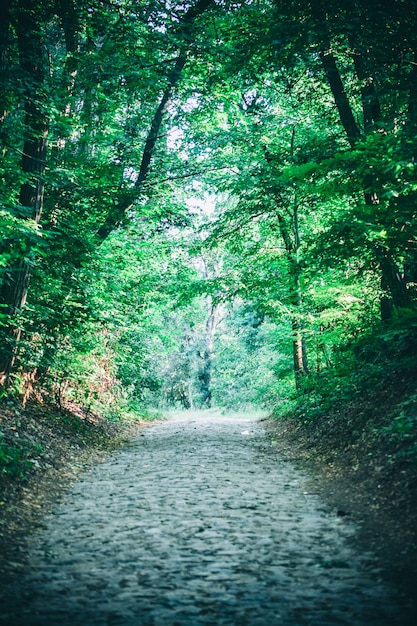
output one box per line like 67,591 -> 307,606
0,412 -> 414,625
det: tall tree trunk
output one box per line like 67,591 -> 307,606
198,297 -> 221,408
313,1 -> 410,319
350,32 -> 412,316
289,258 -> 308,386
406,57 -> 417,155
352,52 -> 381,134
311,1 -> 361,148
344,6 -> 410,317
318,47 -> 362,148
345,1 -> 382,134
264,133 -> 309,385
292,318 -> 308,386
380,254 -> 411,323
187,380 -> 195,410
0,0 -> 49,381
277,205 -> 308,386
0,0 -> 12,124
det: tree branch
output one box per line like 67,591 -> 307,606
97,0 -> 216,240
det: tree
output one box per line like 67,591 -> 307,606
0,0 -> 51,380
0,0 -> 216,385
270,0 -> 417,319
1,0 -> 416,420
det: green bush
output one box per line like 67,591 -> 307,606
0,432 -> 42,479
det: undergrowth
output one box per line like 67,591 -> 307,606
0,432 -> 42,479
280,322 -> 417,466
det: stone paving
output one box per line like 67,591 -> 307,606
0,413 -> 414,625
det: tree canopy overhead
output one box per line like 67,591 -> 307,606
0,0 -> 416,440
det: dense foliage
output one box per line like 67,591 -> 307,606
0,0 -> 416,459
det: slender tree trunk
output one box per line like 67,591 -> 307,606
0,0 -> 49,381
53,0 -> 79,152
312,1 -> 361,148
344,10 -> 410,317
96,52 -> 189,240
312,1 -> 411,319
345,1 -> 382,134
277,205 -> 308,386
406,58 -> 417,155
187,380 -> 195,410
289,258 -> 308,387
265,132 -> 309,385
97,0 -> 215,240
350,37 -> 411,315
318,47 -> 362,148
292,319 -> 308,385
198,297 -> 221,408
352,52 -> 381,134
397,57 -> 417,305
380,253 -> 411,322
0,0 -> 12,123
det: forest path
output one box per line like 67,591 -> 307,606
0,412 -> 413,626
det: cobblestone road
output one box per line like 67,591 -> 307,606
0,413 -> 414,625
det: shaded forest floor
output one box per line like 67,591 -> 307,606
0,401 -> 147,583
264,340 -> 417,601
265,395 -> 417,599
